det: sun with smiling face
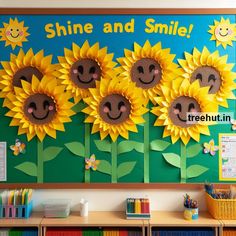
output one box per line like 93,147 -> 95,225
151,78 -> 218,145
5,75 -> 75,141
0,18 -> 29,49
208,17 -> 236,49
117,40 -> 180,104
0,48 -> 56,107
82,76 -> 148,142
57,41 -> 116,103
178,47 -> 236,108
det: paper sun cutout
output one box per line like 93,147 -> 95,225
0,18 -> 29,49
10,139 -> 26,156
151,78 -> 218,145
117,40 -> 180,104
203,139 -> 218,156
0,48 -> 57,107
5,75 -> 75,141
178,47 -> 236,108
83,76 -> 148,142
208,17 -> 236,49
57,41 -> 116,103
85,154 -> 100,171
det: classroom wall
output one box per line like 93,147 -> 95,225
1,0 -> 235,212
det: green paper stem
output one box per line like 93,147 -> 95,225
180,142 -> 187,183
144,107 -> 150,183
84,120 -> 90,183
111,140 -> 118,183
37,139 -> 44,183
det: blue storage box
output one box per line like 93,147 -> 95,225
0,201 -> 33,218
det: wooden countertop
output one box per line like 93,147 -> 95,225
0,212 -> 43,227
41,211 -> 145,227
221,219 -> 236,227
149,211 -> 221,227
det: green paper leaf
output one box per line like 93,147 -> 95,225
162,153 -> 180,168
97,160 -> 112,175
187,165 -> 209,179
15,162 -> 37,177
187,143 -> 202,158
65,142 -> 85,157
72,102 -> 87,113
94,140 -> 111,153
43,146 -> 63,162
117,141 -> 144,154
117,161 -> 136,179
150,139 -> 171,151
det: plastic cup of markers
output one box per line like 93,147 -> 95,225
183,207 -> 198,220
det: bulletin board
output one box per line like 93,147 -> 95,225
0,9 -> 235,188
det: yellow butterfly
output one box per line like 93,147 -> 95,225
203,139 -> 218,156
85,154 -> 100,171
10,139 -> 26,156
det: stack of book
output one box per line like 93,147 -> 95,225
43,199 -> 71,218
126,198 -> 150,219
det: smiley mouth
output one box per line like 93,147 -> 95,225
209,85 -> 214,92
219,32 -> 228,37
177,114 -> 187,122
138,75 -> 155,85
32,110 -> 50,120
77,76 -> 93,84
107,112 -> 122,120
10,33 -> 20,38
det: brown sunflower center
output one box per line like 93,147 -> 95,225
24,93 -> 56,125
131,58 -> 162,89
99,94 -> 131,124
70,59 -> 101,89
13,66 -> 43,88
169,96 -> 201,128
190,66 -> 221,94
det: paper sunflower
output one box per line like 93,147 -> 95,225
5,75 -> 75,141
57,41 -> 116,103
0,48 -> 56,107
178,47 -> 236,108
82,77 -> 148,141
208,17 -> 236,49
117,40 -> 180,104
152,78 -> 218,145
0,17 -> 29,49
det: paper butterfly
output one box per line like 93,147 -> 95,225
85,154 -> 100,171
203,139 -> 218,156
231,119 -> 236,131
10,139 -> 26,156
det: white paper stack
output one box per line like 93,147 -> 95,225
43,199 -> 71,218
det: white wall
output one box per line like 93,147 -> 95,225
0,0 -> 234,212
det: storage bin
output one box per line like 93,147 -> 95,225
206,191 -> 236,219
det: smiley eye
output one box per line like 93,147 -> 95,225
226,28 -> 229,31
188,103 -> 195,112
43,100 -> 50,109
137,66 -> 144,74
17,29 -> 19,31
118,101 -> 125,110
78,65 -> 83,74
104,102 -> 111,111
174,103 -> 182,112
196,73 -> 202,81
208,74 -> 216,82
89,66 -> 96,74
29,102 -> 37,110
220,28 -> 222,30
149,64 -> 155,72
10,29 -> 13,31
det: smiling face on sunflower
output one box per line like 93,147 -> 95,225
178,47 -> 236,108
0,48 -> 56,107
5,75 -> 75,141
151,78 -> 218,145
82,77 -> 148,142
117,40 -> 180,104
57,41 -> 116,103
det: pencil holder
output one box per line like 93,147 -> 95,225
183,207 -> 198,220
